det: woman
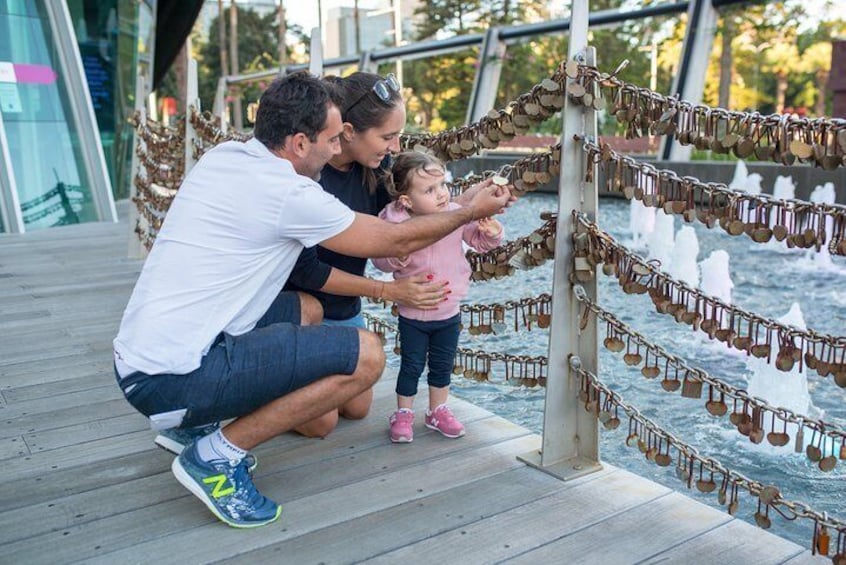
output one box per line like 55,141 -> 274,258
284,72 -> 445,437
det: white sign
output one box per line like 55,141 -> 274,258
0,62 -> 15,83
0,83 -> 22,113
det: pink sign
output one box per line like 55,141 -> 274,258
14,63 -> 57,84
0,62 -> 57,84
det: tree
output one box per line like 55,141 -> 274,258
196,6 -> 298,123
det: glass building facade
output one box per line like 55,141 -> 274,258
0,0 -> 152,233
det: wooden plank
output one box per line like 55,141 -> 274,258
0,384 -> 123,420
1,399 -> 136,445
0,451 -> 179,511
2,429 -> 153,481
226,465 -> 618,564
0,471 -> 185,546
0,435 -> 29,459
73,435 -> 540,565
502,492 -> 733,564
2,372 -> 112,403
782,550 -> 830,564
365,466 -> 672,565
0,342 -> 100,367
0,358 -> 113,389
0,390 -> 491,510
638,519 -> 808,565
21,412 -> 149,454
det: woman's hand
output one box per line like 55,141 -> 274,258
383,274 -> 449,309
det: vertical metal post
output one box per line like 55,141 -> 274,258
310,27 -> 324,76
126,102 -> 149,260
465,27 -> 506,125
358,50 -> 377,74
0,109 -> 24,233
660,0 -> 717,161
519,0 -> 600,480
185,55 -> 199,174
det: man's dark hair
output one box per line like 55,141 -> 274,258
253,71 -> 343,150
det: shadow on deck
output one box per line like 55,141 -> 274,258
0,208 -> 821,564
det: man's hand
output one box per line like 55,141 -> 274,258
384,274 -> 449,309
456,178 -> 518,212
465,179 -> 512,219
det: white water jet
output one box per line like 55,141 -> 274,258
646,211 -> 675,271
729,160 -> 749,191
772,175 -> 796,201
762,175 -> 799,253
629,199 -> 656,249
668,226 -> 700,287
699,250 -> 733,304
743,173 -> 763,196
745,302 -> 823,453
807,182 -> 836,269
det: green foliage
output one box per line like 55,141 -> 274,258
198,7 -> 281,119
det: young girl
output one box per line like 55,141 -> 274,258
373,151 -> 505,443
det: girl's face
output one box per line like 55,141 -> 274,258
399,166 -> 449,216
344,105 -> 406,169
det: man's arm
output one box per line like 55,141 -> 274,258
321,180 -> 509,259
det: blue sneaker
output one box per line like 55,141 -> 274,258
172,443 -> 281,528
155,423 -> 220,455
155,424 -> 258,473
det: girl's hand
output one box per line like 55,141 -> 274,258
384,274 -> 449,309
478,217 -> 503,238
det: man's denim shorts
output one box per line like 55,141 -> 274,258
115,291 -> 360,428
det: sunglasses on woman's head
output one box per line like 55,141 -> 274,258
344,74 -> 401,114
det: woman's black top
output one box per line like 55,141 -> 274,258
284,159 -> 392,320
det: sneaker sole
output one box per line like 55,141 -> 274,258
154,435 -> 185,455
390,435 -> 413,443
171,458 -> 280,528
425,422 -> 465,438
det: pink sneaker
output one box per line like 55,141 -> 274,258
425,404 -> 465,438
389,409 -> 414,443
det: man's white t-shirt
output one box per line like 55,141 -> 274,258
113,138 -> 355,376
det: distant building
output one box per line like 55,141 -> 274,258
325,1 -> 422,59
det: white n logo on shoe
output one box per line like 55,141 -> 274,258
203,474 -> 235,498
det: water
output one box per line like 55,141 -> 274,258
366,193 -> 846,547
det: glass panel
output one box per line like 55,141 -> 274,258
0,1 -> 97,230
0,0 -> 39,18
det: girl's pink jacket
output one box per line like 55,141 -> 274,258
372,201 -> 504,322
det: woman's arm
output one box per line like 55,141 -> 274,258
320,268 -> 448,309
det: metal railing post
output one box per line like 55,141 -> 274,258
466,27 -> 506,125
309,27 -> 324,77
185,55 -> 199,174
660,0 -> 717,161
519,0 -> 601,480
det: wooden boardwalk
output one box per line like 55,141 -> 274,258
0,208 -> 823,564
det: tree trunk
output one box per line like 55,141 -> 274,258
217,0 -> 229,77
775,73 -> 787,113
278,0 -> 287,67
717,18 -> 733,108
354,0 -> 361,53
174,42 -> 189,112
230,1 -> 243,130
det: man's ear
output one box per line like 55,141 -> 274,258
289,132 -> 310,157
342,122 -> 355,142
